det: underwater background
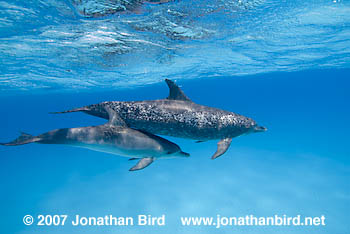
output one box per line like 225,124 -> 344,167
0,0 -> 349,233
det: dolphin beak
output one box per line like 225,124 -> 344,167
254,126 -> 267,132
180,151 -> 190,157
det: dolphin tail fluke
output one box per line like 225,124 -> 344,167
211,138 -> 232,160
0,132 -> 40,146
49,106 -> 89,114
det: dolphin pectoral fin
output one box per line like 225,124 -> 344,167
104,106 -> 127,127
211,138 -> 232,160
129,157 -> 155,171
165,79 -> 192,102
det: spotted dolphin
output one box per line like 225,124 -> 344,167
1,107 -> 189,171
53,79 -> 267,159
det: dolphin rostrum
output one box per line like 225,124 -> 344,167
1,107 -> 190,171
53,79 -> 267,159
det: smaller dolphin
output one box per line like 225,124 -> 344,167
0,107 -> 189,171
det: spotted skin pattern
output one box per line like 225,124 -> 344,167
83,99 -> 258,141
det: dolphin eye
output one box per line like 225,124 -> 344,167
166,151 -> 172,154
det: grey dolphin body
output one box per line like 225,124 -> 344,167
1,108 -> 189,171
54,79 -> 267,159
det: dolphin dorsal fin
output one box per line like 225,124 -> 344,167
105,106 -> 127,127
165,79 -> 192,102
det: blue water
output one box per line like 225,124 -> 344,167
1,0 -> 350,234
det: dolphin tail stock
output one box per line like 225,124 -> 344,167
49,106 -> 90,114
0,132 -> 40,146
